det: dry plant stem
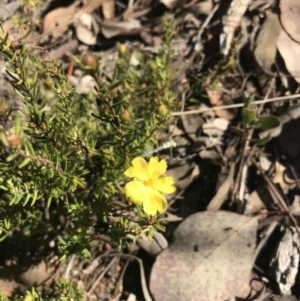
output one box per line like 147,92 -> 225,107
251,157 -> 300,240
114,253 -> 153,301
111,293 -> 122,301
64,254 -> 76,279
233,78 -> 274,209
113,258 -> 130,296
88,256 -> 118,295
196,2 -> 220,42
238,164 -> 248,202
27,46 -> 52,61
171,93 -> 300,116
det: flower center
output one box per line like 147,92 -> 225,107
143,179 -> 153,187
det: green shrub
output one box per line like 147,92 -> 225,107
0,14 -> 177,299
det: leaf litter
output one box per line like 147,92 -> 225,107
4,0 -> 300,300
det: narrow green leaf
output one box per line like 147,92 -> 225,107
60,254 -> 67,263
0,233 -> 9,242
6,152 -> 19,162
47,196 -> 53,207
58,236 -> 68,246
31,190 -> 38,206
14,114 -> 22,134
230,126 -> 246,137
18,157 -> 31,168
23,193 -> 31,206
81,248 -> 92,259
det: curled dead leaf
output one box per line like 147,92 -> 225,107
42,1 -> 80,41
254,11 -> 281,74
101,19 -> 141,39
74,13 -> 100,45
277,29 -> 300,83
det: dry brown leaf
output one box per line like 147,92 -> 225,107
42,1 -> 80,41
199,148 -> 221,161
207,162 -> 235,211
180,109 -> 204,141
191,1 -> 213,16
102,0 -> 115,20
0,278 -> 26,297
290,195 -> 300,216
207,89 -> 235,120
0,261 -> 56,296
273,161 -> 294,192
101,19 -> 141,39
75,75 -> 98,94
81,0 -> 111,13
245,190 -> 265,215
280,0 -> 300,43
202,117 -> 229,137
3,18 -> 14,33
166,160 -> 197,191
160,0 -> 182,9
254,11 -> 281,74
277,29 -> 300,83
74,13 -> 100,45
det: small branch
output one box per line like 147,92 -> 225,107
171,93 -> 300,116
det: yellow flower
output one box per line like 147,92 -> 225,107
124,157 -> 176,216
24,295 -> 33,301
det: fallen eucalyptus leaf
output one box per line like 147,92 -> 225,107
150,211 -> 258,301
42,1 -> 80,41
254,11 -> 281,74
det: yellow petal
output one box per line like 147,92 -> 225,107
147,157 -> 167,180
124,180 -> 146,205
143,189 -> 168,216
124,157 -> 148,181
153,176 -> 176,194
